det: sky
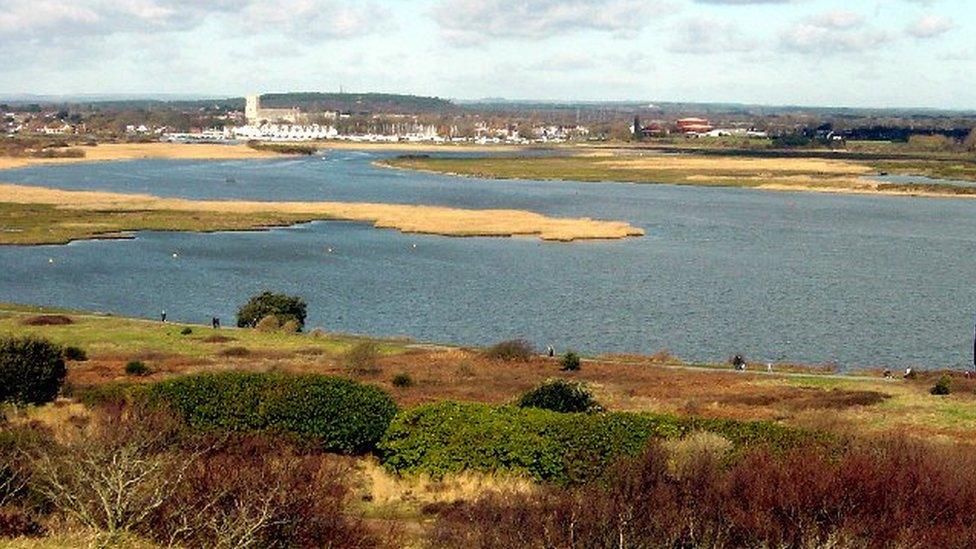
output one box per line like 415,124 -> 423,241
1,0 -> 973,109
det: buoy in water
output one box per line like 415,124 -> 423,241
48,258 -> 54,264
172,253 -> 178,258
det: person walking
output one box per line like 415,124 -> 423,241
547,345 -> 555,358
160,310 -> 167,322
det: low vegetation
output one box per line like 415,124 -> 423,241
124,360 -> 150,376
483,338 -> 534,362
378,401 -> 822,485
3,303 -> 976,545
429,436 -> 976,548
149,371 -> 398,453
0,336 -> 66,405
516,379 -> 602,413
344,341 -> 381,375
559,351 -> 580,371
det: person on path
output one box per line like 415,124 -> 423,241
160,310 -> 167,322
547,346 -> 555,358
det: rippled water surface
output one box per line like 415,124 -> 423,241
3,150 -> 976,369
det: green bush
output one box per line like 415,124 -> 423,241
179,327 -> 193,336
392,373 -> 414,388
378,402 -> 826,485
125,361 -> 151,376
236,292 -> 307,330
149,372 -> 397,454
931,375 -> 952,395
559,351 -> 581,372
0,336 -> 66,405
63,345 -> 88,361
483,339 -> 534,362
517,379 -> 601,413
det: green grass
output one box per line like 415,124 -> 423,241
0,203 -> 331,246
0,303 -> 408,358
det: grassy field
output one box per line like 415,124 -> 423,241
381,150 -> 976,197
2,303 -> 974,443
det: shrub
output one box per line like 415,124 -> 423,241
344,342 -> 380,375
254,315 -> 280,332
378,402 -> 822,485
427,437 -> 976,549
149,372 -> 397,454
218,346 -> 251,357
146,436 -> 378,548
29,403 -> 185,537
931,375 -> 952,395
483,339 -> 534,362
63,345 -> 87,362
559,351 -> 581,371
179,327 -> 193,336
0,337 -> 66,405
517,379 -> 601,413
392,373 -> 414,388
236,292 -> 307,330
125,361 -> 151,377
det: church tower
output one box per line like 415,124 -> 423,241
245,94 -> 260,124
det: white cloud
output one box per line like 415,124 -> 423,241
0,0 -> 387,41
431,0 -> 677,45
668,18 -> 757,54
779,11 -> 891,55
906,14 -> 954,39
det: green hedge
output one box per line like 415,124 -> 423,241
378,402 -> 825,485
149,372 -> 397,454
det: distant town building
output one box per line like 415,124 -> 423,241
676,117 -> 714,134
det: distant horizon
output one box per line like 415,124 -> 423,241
1,91 -> 974,115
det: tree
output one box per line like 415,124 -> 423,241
0,336 -> 66,405
964,128 -> 976,152
236,291 -> 307,330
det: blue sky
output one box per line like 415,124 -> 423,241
1,0 -> 973,108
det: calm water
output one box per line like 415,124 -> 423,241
3,150 -> 976,370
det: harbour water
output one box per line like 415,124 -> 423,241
3,150 -> 976,370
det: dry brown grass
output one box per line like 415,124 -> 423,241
0,183 -> 643,242
20,315 -> 74,326
0,142 -> 284,170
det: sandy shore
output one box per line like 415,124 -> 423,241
0,142 -> 286,170
0,183 -> 644,242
